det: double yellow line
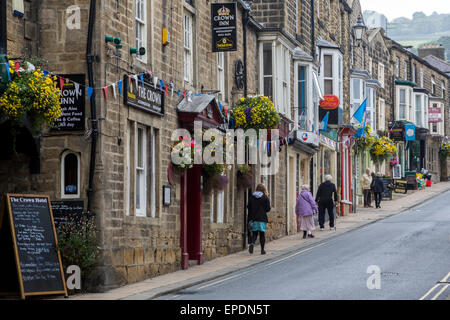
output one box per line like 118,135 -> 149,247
419,271 -> 450,300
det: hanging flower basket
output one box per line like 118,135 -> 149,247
354,126 -> 376,154
370,136 -> 397,165
231,96 -> 280,131
0,60 -> 62,132
170,137 -> 202,171
236,164 -> 254,189
439,141 -> 449,162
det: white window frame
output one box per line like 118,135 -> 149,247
368,57 -> 373,75
294,63 -> 311,130
412,63 -> 416,84
431,76 -> 436,95
135,0 -> 147,63
378,63 -> 385,88
396,86 -> 413,121
184,11 -> 194,83
378,98 -> 385,131
441,81 -> 446,99
395,57 -> 399,77
350,77 -> 365,125
320,49 -> 343,110
366,86 -> 376,130
61,151 -> 81,199
420,69 -> 424,87
404,61 -> 408,80
135,125 -> 147,217
217,52 -> 225,101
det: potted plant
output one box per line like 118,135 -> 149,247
439,141 -> 449,162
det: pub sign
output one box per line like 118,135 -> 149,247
124,75 -> 164,116
211,3 -> 237,52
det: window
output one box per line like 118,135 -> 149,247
295,0 -> 299,35
378,98 -> 385,131
184,12 -> 194,83
211,187 -> 225,224
368,57 -> 373,75
316,0 -> 320,20
412,64 -> 416,84
415,94 -> 422,127
420,69 -> 424,87
61,151 -> 80,199
442,81 -> 446,99
297,65 -> 307,129
378,63 -> 385,88
350,78 -> 364,124
135,0 -> 146,63
323,54 -> 333,95
217,52 -> 225,101
280,45 -> 289,115
395,57 -> 399,77
431,76 -> 436,95
366,87 -> 376,130
126,122 -> 158,217
403,61 -> 408,80
399,88 -> 407,119
262,43 -> 273,100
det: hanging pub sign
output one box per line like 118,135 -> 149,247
124,75 -> 164,116
319,95 -> 340,125
390,127 -> 404,141
211,2 -> 237,52
51,74 -> 85,131
428,107 -> 442,123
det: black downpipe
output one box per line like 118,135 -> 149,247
242,7 -> 249,250
0,0 -> 6,54
86,0 -> 98,213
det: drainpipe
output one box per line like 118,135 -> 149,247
0,0 -> 6,54
311,0 -> 316,59
86,0 -> 98,214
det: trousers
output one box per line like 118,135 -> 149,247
318,203 -> 335,228
250,231 -> 265,251
363,189 -> 372,207
374,192 -> 382,208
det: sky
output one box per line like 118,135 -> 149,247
359,0 -> 450,21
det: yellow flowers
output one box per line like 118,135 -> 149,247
0,61 -> 62,131
231,96 -> 280,130
370,136 -> 397,164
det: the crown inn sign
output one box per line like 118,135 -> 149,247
211,3 -> 237,52
124,75 -> 164,116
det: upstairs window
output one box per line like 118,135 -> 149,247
262,43 -> 273,101
403,61 -> 408,80
395,57 -> 399,77
378,63 -> 385,88
61,151 -> 81,199
297,65 -> 307,129
323,54 -> 333,95
442,81 -> 446,99
399,88 -> 407,119
431,76 -> 436,95
184,11 -> 194,83
420,69 -> 424,87
135,0 -> 147,63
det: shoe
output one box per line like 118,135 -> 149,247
249,244 -> 254,254
261,250 -> 266,255
308,234 -> 315,238
320,227 -> 325,231
330,227 -> 336,231
303,231 -> 307,239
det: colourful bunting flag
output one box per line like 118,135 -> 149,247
88,87 -> 94,102
140,74 -> 145,87
103,86 -> 108,99
112,83 -> 117,99
118,80 -> 123,96
60,77 -> 65,91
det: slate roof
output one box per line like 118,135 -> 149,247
177,94 -> 218,114
317,37 -> 340,49
423,55 -> 450,74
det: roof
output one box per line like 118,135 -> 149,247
317,37 -> 340,49
177,94 -> 224,118
423,55 -> 450,74
293,47 -> 313,61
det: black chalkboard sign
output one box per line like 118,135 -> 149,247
0,194 -> 67,299
51,200 -> 84,230
381,178 -> 393,200
394,180 -> 408,194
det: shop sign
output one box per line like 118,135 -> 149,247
428,107 -> 442,123
390,127 -> 404,141
51,74 -> 85,131
124,75 -> 164,116
319,134 -> 336,151
211,3 -> 237,52
405,124 -> 416,141
296,130 -> 319,147
319,95 -> 340,110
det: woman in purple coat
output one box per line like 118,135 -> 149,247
295,184 -> 318,239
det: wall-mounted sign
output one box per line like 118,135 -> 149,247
163,186 -> 171,206
296,130 -> 319,147
390,127 -> 404,141
51,74 -> 85,131
319,95 -> 340,110
124,75 -> 164,116
428,107 -> 442,123
211,3 -> 237,52
405,124 -> 416,141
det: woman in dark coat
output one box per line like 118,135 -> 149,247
371,173 -> 385,209
247,184 -> 271,255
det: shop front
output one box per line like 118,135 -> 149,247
339,126 -> 356,215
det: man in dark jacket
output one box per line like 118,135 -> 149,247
247,184 -> 271,255
315,175 -> 338,231
371,173 -> 385,209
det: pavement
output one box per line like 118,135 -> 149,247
60,181 -> 450,300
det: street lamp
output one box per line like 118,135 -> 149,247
353,15 -> 367,43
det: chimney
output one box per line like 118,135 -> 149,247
418,44 -> 446,60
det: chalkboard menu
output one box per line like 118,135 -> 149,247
51,74 -> 86,131
0,194 -> 67,299
381,178 -> 393,200
394,180 -> 408,194
51,200 -> 84,230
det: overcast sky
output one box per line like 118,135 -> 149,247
359,0 -> 450,21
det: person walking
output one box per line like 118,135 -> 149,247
371,172 -> 385,209
296,184 -> 318,239
247,184 -> 271,255
361,168 -> 373,208
315,175 -> 338,231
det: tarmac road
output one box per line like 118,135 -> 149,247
157,190 -> 450,300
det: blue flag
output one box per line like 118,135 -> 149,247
140,74 -> 145,87
5,63 -> 11,80
352,99 -> 367,124
88,87 -> 94,102
117,80 -> 123,96
319,112 -> 330,132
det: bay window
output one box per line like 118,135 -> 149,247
378,98 -> 385,131
296,65 -> 308,129
350,77 -> 364,125
366,86 -> 376,130
320,49 -> 343,110
396,86 -> 413,121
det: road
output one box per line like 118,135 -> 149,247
157,190 -> 450,300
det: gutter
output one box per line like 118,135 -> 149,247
86,0 -> 98,214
